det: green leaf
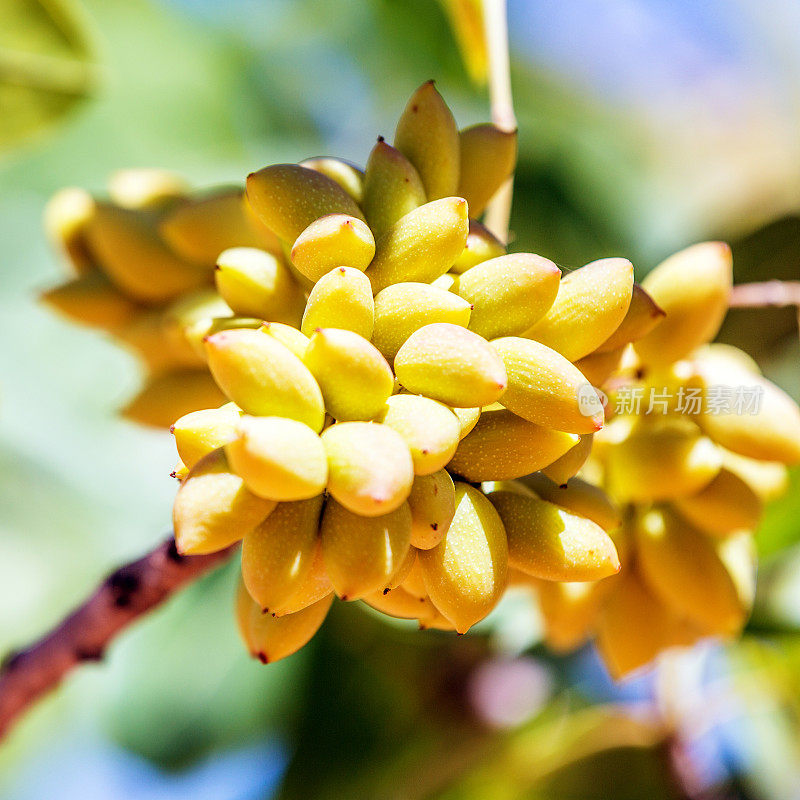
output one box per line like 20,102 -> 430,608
0,0 -> 97,152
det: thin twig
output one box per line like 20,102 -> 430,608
0,537 -> 236,741
482,0 -> 517,244
728,280 -> 800,308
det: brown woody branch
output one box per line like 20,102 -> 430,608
0,537 -> 236,741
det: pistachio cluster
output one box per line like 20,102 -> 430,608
40,83 -> 800,676
523,243 -> 800,677
166,83 -> 648,664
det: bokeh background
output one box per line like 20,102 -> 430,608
1,1 -> 800,797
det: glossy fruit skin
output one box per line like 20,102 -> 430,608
371,283 -> 471,361
246,163 -> 365,243
241,494 -> 325,612
214,247 -> 304,324
452,220 -> 506,274
693,361 -> 800,464
204,329 -> 325,431
260,322 -> 310,359
299,157 -> 364,201
301,266 -> 374,340
320,499 -> 412,600
366,198 -> 470,292
572,348 -> 625,388
577,233 -> 796,674
407,469 -> 456,550
595,283 -> 664,353
522,473 -> 621,532
363,586 -> 437,622
303,329 -> 394,422
172,404 -> 241,470
672,468 -> 762,536
362,139 -> 427,238
272,542 -> 334,617
385,545 -> 417,592
377,395 -> 461,475
457,124 -> 518,217
524,257 -> 634,361
634,507 -> 746,635
491,337 -> 604,433
447,406 -> 480,441
540,434 -> 593,486
487,487 -> 620,581
394,323 -> 507,408
394,80 -> 460,201
291,213 -> 375,282
321,422 -> 414,516
225,415 -> 328,501
596,569 -> 702,679
536,579 -> 612,653
604,418 -> 722,503
44,83 -> 800,675
448,409 -> 579,482
635,242 -> 732,367
418,483 -> 508,633
173,448 -> 276,555
236,578 -> 333,664
452,253 -> 560,339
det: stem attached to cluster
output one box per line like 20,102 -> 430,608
482,0 -> 517,245
0,538 -> 236,741
728,280 -> 800,309
728,281 -> 800,344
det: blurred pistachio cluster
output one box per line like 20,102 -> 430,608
43,172 -> 289,426
522,243 -> 800,677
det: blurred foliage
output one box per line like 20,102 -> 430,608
438,0 -> 488,86
102,557 -> 308,768
278,607 -> 487,800
435,706 -> 673,800
0,0 -> 97,152
753,468 -> 800,561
